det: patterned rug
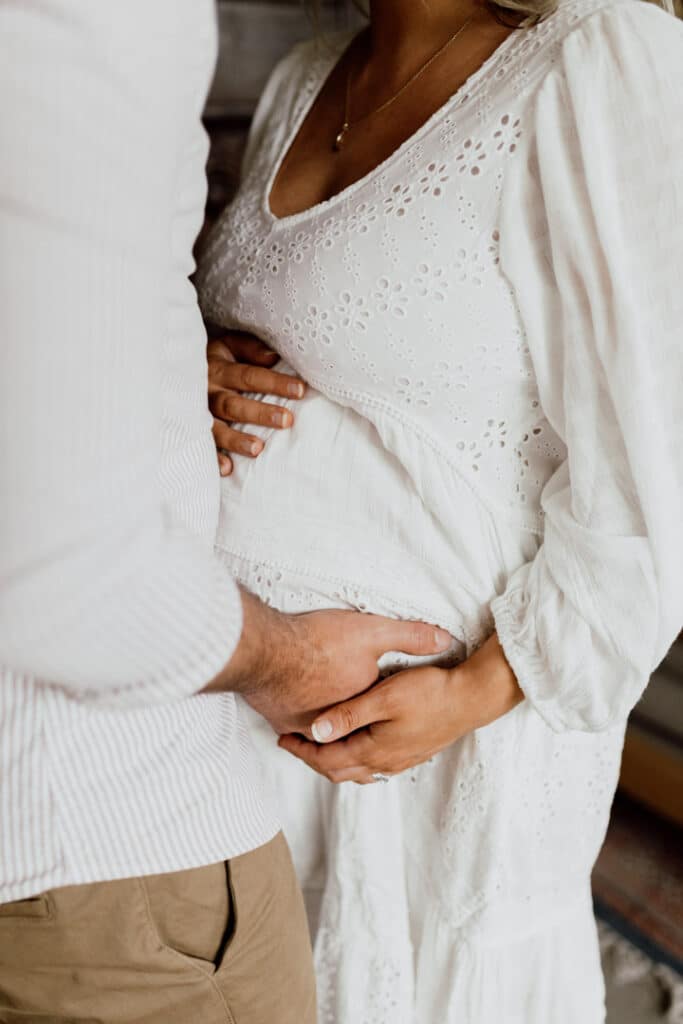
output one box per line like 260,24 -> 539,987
594,794 -> 683,1023
600,920 -> 683,1023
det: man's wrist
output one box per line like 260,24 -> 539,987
203,589 -> 294,696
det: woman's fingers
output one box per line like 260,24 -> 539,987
212,418 -> 264,458
221,332 -> 280,367
206,338 -> 236,365
327,768 -> 377,785
217,451 -> 233,478
311,687 -> 391,744
210,359 -> 306,399
206,328 -> 278,367
278,732 -> 379,780
210,391 -> 294,429
205,331 -> 302,470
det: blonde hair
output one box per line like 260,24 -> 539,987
342,0 -> 676,27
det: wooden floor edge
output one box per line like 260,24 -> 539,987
619,725 -> 683,829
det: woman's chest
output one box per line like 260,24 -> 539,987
232,146 -> 528,356
200,63 -> 572,523
199,21 -> 548,417
208,144 -> 540,440
202,139 -> 565,524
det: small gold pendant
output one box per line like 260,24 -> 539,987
333,123 -> 350,152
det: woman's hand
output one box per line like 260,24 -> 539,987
207,330 -> 306,477
278,633 -> 524,783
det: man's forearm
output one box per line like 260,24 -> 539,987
203,589 -> 298,696
205,586 -> 453,739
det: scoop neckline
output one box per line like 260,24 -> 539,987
262,22 -> 527,229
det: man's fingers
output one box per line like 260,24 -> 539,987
210,391 -> 294,429
212,419 -> 264,458
210,360 -> 305,399
370,618 -> 452,659
311,689 -> 390,744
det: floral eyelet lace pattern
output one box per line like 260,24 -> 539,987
196,0 -> 607,532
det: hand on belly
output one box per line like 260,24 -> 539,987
279,633 -> 524,782
227,591 -> 453,738
206,330 -> 306,476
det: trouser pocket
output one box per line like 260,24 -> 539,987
0,873 -> 235,1024
0,895 -> 51,919
141,859 -> 232,974
214,832 -> 317,1024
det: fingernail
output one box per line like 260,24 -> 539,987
312,719 -> 333,743
288,381 -> 304,398
248,440 -> 262,455
274,410 -> 292,427
434,629 -> 451,651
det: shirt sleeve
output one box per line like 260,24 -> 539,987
0,3 -> 243,709
490,2 -> 683,732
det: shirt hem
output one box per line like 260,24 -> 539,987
0,817 -> 281,903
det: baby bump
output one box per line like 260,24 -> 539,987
215,384 -> 522,648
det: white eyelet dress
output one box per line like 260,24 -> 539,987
196,1 -> 683,1020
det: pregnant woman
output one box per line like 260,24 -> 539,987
196,0 -> 683,1018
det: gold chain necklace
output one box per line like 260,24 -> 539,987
333,15 -> 474,152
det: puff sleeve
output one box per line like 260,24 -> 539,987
491,2 -> 683,731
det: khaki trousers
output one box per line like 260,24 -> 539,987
0,832 -> 316,1024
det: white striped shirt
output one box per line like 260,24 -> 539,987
0,0 -> 277,901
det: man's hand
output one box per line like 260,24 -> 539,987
278,633 -> 524,783
204,590 -> 453,737
207,330 -> 306,477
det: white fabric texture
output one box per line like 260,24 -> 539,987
0,1 -> 277,901
197,0 -> 683,1020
